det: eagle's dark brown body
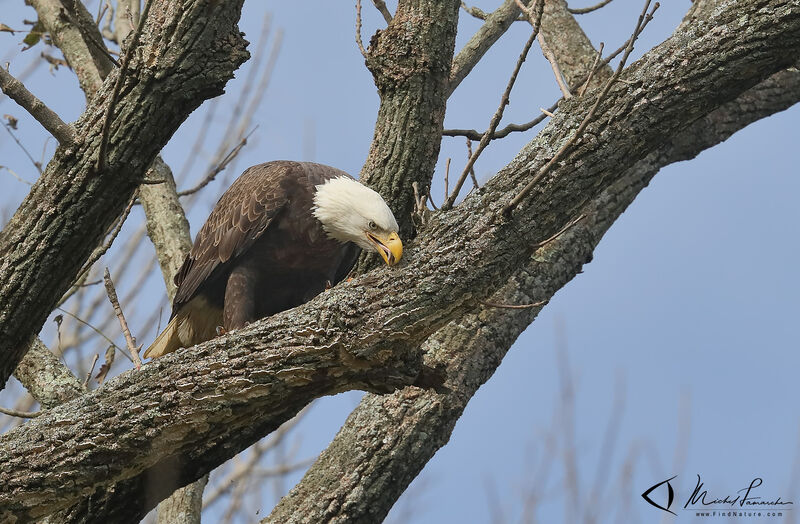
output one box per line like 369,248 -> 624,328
144,161 -> 360,358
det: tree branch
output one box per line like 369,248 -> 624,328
0,66 -> 76,145
24,1 -> 203,521
27,0 -> 115,98
371,0 -> 394,24
13,338 -> 84,409
358,0 -> 461,239
449,0 -> 527,96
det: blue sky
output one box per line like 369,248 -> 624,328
1,1 -> 798,523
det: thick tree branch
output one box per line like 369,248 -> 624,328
266,63 -> 800,521
0,2 -> 797,523
0,0 -> 248,386
25,1 -> 201,521
359,0 -> 461,240
59,2 -> 457,521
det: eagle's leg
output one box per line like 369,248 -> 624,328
223,265 -> 259,331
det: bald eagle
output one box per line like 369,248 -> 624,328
144,161 -> 402,359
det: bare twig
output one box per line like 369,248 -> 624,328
101,0 -> 116,41
568,0 -> 615,15
412,185 -> 427,229
601,6 -> 657,66
461,2 -> 525,21
55,307 -> 131,361
502,0 -> 659,216
176,13 -> 270,187
460,2 -> 489,20
535,214 -> 586,248
442,1 -> 543,210
84,353 -> 99,387
443,157 -> 451,203
192,19 -> 280,193
97,0 -> 152,171
0,67 -> 76,145
204,406 -> 312,510
371,0 -> 393,24
465,139 -> 479,188
72,190 -> 137,287
176,98 -> 220,184
2,123 -> 43,174
579,42 -> 605,97
177,128 -> 255,197
538,32 -> 572,98
103,268 -> 142,370
54,314 -> 63,356
96,0 -> 109,25
447,0 -> 655,142
40,53 -> 69,72
222,31 -> 282,181
0,165 -> 33,185
450,0 -> 530,95
514,0 -> 539,20
443,101 -> 556,140
355,0 -> 367,58
0,406 -> 41,418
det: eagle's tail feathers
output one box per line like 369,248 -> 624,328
143,314 -> 183,359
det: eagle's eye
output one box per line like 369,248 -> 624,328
369,220 -> 377,230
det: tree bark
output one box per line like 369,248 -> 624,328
0,0 -> 249,389
0,1 -> 797,522
24,2 -> 204,521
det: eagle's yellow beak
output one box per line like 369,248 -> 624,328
367,231 -> 403,266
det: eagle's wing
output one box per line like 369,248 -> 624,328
172,162 -> 293,311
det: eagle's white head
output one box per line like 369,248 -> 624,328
313,177 -> 403,265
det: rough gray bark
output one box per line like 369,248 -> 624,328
0,0 -> 249,389
154,474 -> 208,524
12,338 -> 84,409
0,1 -> 797,522
140,156 -> 193,300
